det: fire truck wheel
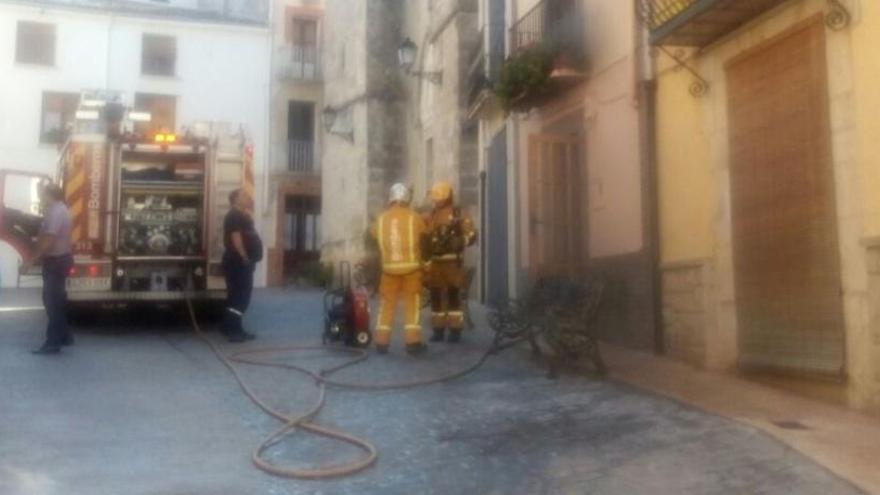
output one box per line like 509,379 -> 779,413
355,331 -> 372,348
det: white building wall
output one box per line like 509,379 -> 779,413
0,3 -> 270,287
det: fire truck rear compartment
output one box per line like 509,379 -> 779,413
117,151 -> 206,258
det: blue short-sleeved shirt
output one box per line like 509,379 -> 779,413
40,201 -> 72,257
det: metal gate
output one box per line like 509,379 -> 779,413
486,128 -> 509,307
726,18 -> 845,377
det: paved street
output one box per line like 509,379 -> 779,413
0,289 -> 866,495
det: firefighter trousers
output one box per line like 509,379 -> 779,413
375,270 -> 424,346
426,261 -> 465,333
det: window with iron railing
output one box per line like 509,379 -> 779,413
509,0 -> 584,54
288,140 -> 315,173
283,17 -> 321,80
288,101 -> 316,173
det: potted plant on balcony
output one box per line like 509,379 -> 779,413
493,43 -> 555,112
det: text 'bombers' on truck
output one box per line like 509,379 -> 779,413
0,90 -> 257,311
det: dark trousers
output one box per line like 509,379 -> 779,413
42,254 -> 73,347
222,257 -> 254,335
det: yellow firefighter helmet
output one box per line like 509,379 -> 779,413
430,181 -> 453,203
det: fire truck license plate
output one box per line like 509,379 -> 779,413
67,278 -> 111,291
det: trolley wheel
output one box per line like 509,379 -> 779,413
354,331 -> 372,348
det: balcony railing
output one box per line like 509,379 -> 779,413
640,0 -> 790,47
509,0 -> 584,55
288,139 -> 316,174
277,44 -> 321,81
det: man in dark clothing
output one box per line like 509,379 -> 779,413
221,189 -> 262,342
20,184 -> 74,355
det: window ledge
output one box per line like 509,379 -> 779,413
140,73 -> 181,81
14,62 -> 57,69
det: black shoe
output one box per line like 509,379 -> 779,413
32,344 -> 61,355
61,334 -> 75,347
430,329 -> 445,342
447,331 -> 462,343
375,344 -> 389,354
405,343 -> 428,356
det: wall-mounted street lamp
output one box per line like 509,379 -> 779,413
398,37 -> 442,85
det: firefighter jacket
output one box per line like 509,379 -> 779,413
370,204 -> 427,275
425,205 -> 477,262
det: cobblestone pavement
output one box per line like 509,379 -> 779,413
0,288 -> 866,495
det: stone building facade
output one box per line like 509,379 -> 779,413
400,0 -> 480,209
319,0 -> 479,272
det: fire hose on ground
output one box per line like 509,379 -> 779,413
183,296 -> 505,480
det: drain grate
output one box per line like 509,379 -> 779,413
772,420 -> 811,431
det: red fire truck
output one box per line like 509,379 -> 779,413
0,91 -> 257,310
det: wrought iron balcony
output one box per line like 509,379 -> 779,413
288,139 -> 317,174
509,0 -> 585,56
497,0 -> 586,112
641,0 -> 791,47
276,44 -> 321,82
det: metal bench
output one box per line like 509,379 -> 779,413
488,275 -> 606,378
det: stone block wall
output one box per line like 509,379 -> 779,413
589,252 -> 658,351
366,0 -> 406,218
321,0 -> 369,265
861,245 -> 880,414
661,259 -> 715,367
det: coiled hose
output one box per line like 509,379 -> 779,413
183,296 -> 496,480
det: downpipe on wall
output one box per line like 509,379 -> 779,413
634,11 -> 664,355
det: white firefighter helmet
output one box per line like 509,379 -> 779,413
389,183 -> 411,204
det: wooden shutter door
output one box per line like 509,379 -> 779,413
528,134 -> 580,278
726,18 -> 845,377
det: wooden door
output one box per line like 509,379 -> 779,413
726,19 -> 845,376
528,134 -> 581,278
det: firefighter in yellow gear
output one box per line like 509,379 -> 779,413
369,183 -> 429,355
425,181 -> 477,343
